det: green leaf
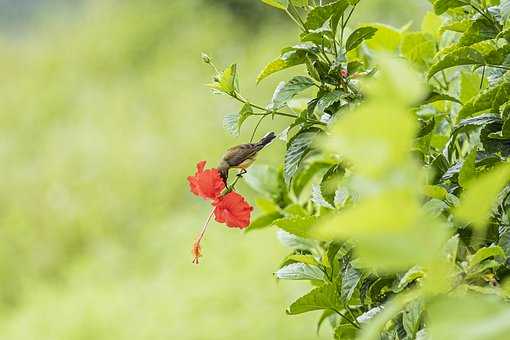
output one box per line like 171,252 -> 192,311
428,295 -> 510,340
284,130 -> 317,184
222,103 -> 253,137
362,23 -> 401,52
341,262 -> 362,303
422,92 -> 462,105
402,299 -> 423,339
274,216 -> 318,238
275,263 -> 325,281
285,254 -> 320,266
421,11 -> 442,37
304,0 -> 349,30
441,19 -> 472,33
321,164 -> 345,206
316,90 -> 344,115
432,0 -> 465,15
213,64 -> 238,94
400,32 -> 436,68
457,81 -> 510,122
459,18 -> 499,46
256,50 -> 306,83
244,165 -> 280,197
455,162 -> 510,229
277,229 -> 318,251
460,71 -> 483,104
293,161 -> 331,196
346,27 -> 378,52
334,324 -> 357,340
467,245 -> 506,269
286,283 -> 341,315
395,266 -> 424,292
290,0 -> 307,6
423,185 -> 448,199
261,0 -> 288,10
428,46 -> 485,78
269,76 -> 315,110
458,149 -> 477,188
444,234 -> 459,263
246,212 -> 282,232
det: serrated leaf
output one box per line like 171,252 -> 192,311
346,26 -> 378,52
459,17 -> 499,46
304,0 -> 349,30
428,46 -> 485,78
287,283 -> 341,315
269,76 -> 315,110
274,216 -> 318,238
455,162 -> 510,230
457,81 -> 510,122
403,299 -> 423,339
316,90 -> 344,115
341,262 -> 362,303
284,130 -> 317,184
261,0 -> 288,10
277,229 -> 318,251
275,263 -> 325,280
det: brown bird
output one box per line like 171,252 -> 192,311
218,132 -> 276,183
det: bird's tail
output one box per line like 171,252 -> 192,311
257,132 -> 276,147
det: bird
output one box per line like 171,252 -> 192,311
218,132 -> 276,183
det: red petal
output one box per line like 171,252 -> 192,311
188,161 -> 225,200
213,192 -> 253,229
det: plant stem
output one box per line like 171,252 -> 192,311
332,308 -> 360,329
480,66 -> 485,89
250,114 -> 267,143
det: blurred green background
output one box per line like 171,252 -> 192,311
0,1 -> 427,339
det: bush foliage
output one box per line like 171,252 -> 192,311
205,0 -> 510,339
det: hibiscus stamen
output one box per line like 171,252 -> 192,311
192,207 -> 215,264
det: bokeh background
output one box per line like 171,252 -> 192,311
0,1 -> 428,339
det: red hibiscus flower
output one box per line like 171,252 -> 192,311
187,160 -> 225,200
213,192 -> 253,229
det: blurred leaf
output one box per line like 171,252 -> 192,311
455,162 -> 510,229
290,0 -> 308,7
293,161 -> 330,196
244,165 -> 280,197
362,23 -> 401,52
222,103 -> 253,137
209,64 -> 238,94
423,185 -> 448,199
428,295 -> 510,340
286,283 -> 341,314
346,27 -> 378,52
421,11 -> 442,36
321,165 -> 345,206
396,266 -> 424,292
400,32 -> 436,68
275,263 -> 325,280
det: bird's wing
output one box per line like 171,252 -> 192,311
223,143 -> 259,166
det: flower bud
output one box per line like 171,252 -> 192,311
201,53 -> 211,64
